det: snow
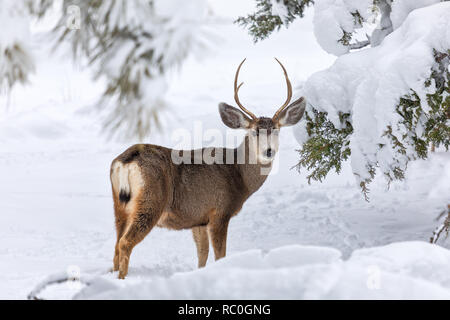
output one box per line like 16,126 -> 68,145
0,2 -> 30,46
390,0 -> 441,30
0,1 -> 449,300
313,0 -> 374,56
270,0 -> 289,23
312,0 -> 444,55
49,0 -> 211,140
0,1 -> 35,91
303,2 -> 450,187
73,242 -> 450,299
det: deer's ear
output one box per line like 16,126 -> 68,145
277,97 -> 306,127
219,103 -> 251,129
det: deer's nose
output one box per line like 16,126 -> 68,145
265,148 -> 274,158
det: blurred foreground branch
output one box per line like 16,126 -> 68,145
430,204 -> 450,244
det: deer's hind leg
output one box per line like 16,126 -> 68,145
117,182 -> 167,279
113,211 -> 128,272
117,206 -> 162,279
112,187 -> 131,272
112,161 -> 167,279
192,226 -> 209,268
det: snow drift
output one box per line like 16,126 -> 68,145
73,242 -> 450,299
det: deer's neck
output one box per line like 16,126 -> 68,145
236,135 -> 272,196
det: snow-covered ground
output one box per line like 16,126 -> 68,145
0,2 -> 449,299
73,242 -> 450,299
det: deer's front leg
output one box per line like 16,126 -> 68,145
192,226 -> 209,267
208,217 -> 230,261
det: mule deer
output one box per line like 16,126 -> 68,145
110,58 -> 306,279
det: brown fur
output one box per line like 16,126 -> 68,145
110,137 -> 271,278
110,95 -> 306,279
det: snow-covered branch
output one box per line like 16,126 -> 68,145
349,39 -> 370,50
27,272 -> 90,300
430,205 -> 450,244
370,0 -> 393,47
30,0 -> 212,140
235,0 -> 313,42
0,2 -> 35,93
299,2 -> 450,195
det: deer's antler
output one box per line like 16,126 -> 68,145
272,58 -> 293,120
234,58 -> 257,120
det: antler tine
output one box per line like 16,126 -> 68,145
272,58 -> 293,120
234,58 -> 257,120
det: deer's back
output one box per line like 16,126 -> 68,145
112,144 -> 249,230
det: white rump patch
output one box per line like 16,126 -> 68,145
111,161 -> 144,204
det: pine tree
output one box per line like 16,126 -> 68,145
28,0 -> 210,140
236,0 -> 313,42
0,1 -> 35,94
238,0 -> 450,199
